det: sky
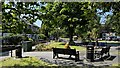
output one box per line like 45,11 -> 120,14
33,19 -> 42,27
97,9 -> 113,24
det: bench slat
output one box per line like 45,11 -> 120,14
52,48 -> 79,61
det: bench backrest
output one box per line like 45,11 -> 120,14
2,45 -> 22,52
101,46 -> 111,55
53,48 -> 77,55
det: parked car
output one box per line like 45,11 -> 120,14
108,36 -> 120,41
116,36 -> 120,41
102,37 -> 105,40
105,37 -> 110,41
97,38 -> 102,41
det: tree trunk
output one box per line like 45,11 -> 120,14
68,27 -> 75,45
45,30 -> 49,41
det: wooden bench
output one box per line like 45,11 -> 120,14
1,45 -> 22,58
52,48 -> 79,61
94,46 -> 111,59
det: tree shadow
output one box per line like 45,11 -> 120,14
105,56 -> 116,61
94,55 -> 116,62
57,57 -> 82,62
116,47 -> 120,50
94,58 -> 104,62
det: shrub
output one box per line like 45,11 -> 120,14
2,35 -> 24,45
22,35 -> 33,42
28,38 -> 33,41
35,44 -> 52,51
35,44 -> 45,51
38,34 -> 46,39
22,35 -> 29,41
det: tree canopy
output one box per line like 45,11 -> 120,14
2,2 -> 42,34
40,2 -> 99,44
2,1 -> 120,43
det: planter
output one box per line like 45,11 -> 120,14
22,41 -> 32,52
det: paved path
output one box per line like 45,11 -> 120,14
22,46 -> 119,66
0,46 -> 119,67
23,51 -> 84,66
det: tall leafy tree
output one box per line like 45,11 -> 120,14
41,2 -> 98,44
109,2 -> 120,35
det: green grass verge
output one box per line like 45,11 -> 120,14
0,57 -> 57,67
48,42 -> 86,51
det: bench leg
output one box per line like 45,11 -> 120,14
69,55 -> 72,58
53,53 -> 59,59
56,54 -> 59,58
107,52 -> 110,57
53,53 -> 56,59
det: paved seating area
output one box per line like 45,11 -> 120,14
0,46 -> 119,67
22,46 -> 119,67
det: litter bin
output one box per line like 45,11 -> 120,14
16,46 -> 22,58
22,41 -> 32,52
86,45 -> 94,62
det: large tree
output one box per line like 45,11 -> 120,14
41,2 -> 97,44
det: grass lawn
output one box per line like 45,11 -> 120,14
48,42 -> 86,51
112,64 -> 120,66
118,51 -> 120,55
0,57 -> 57,67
